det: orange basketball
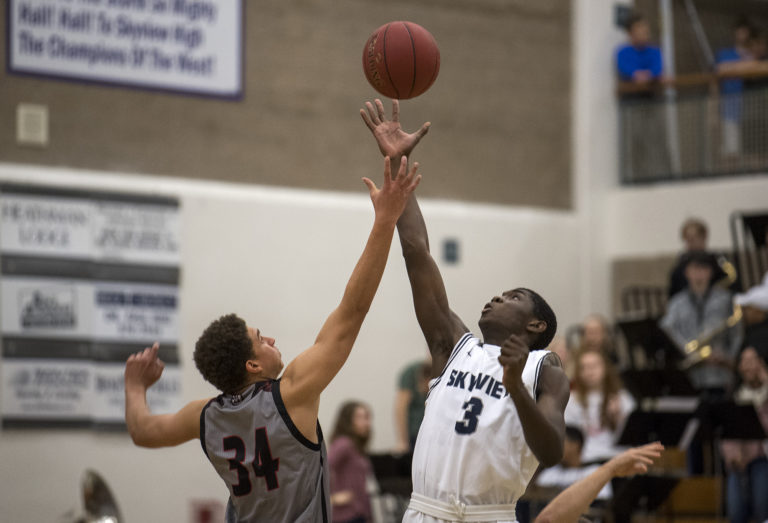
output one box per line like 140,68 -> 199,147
362,21 -> 440,99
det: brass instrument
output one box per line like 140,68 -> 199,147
680,255 -> 741,370
59,469 -> 122,523
681,303 -> 742,369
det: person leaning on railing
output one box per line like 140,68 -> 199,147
615,12 -> 663,99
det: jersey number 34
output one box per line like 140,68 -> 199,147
223,427 -> 280,495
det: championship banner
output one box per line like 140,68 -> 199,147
7,0 -> 243,98
0,185 -> 182,428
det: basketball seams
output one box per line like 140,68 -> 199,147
402,22 -> 417,99
381,23 -> 400,99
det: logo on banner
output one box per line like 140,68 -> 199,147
19,288 -> 77,329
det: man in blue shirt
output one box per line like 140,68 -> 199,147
616,13 -> 669,181
616,14 -> 663,87
715,17 -> 756,156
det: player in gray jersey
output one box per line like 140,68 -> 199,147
124,155 -> 421,522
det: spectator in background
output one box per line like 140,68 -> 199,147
715,16 -> 756,158
549,336 -> 575,381
565,350 -> 635,464
720,347 -> 768,523
329,401 -> 375,523
616,13 -> 663,90
533,443 -> 664,523
616,13 -> 669,181
536,426 -> 613,502
668,218 -> 729,298
661,250 -> 743,392
578,314 -> 625,368
394,358 -> 430,453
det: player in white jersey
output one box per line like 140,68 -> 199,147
123,155 -> 421,522
361,99 -> 571,522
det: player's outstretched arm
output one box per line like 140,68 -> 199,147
281,157 -> 420,418
534,442 -> 664,523
124,343 -> 208,448
361,99 -> 467,370
500,342 -> 570,467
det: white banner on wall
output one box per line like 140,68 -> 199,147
1,191 -> 180,264
1,359 -> 182,424
1,277 -> 179,343
0,185 -> 182,428
8,0 -> 243,98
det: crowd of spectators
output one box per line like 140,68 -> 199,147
617,12 -> 768,181
529,214 -> 768,521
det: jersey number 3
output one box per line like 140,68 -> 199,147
455,397 -> 484,434
223,427 -> 280,495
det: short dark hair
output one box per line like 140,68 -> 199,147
683,249 -> 715,269
734,15 -> 756,35
194,313 -> 253,394
565,425 -> 585,448
625,12 -> 646,32
520,288 -> 557,351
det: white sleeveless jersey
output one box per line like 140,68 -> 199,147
410,333 -> 550,509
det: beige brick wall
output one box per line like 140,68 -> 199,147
0,0 -> 572,208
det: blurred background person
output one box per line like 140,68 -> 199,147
661,250 -> 743,393
616,12 -> 669,180
394,358 -> 431,454
578,314 -> 621,367
565,350 -> 635,464
715,16 -> 756,158
329,401 -> 375,523
720,347 -> 768,523
616,13 -> 663,89
668,218 -> 728,298
549,336 -> 575,381
536,426 -> 613,502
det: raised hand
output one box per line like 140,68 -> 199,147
360,99 -> 430,160
498,334 -> 530,392
125,342 -> 165,391
363,156 -> 421,224
608,442 -> 664,477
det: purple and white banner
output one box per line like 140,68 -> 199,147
8,0 -> 243,98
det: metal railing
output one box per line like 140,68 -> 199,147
618,71 -> 768,184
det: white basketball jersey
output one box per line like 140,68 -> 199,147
410,333 -> 550,507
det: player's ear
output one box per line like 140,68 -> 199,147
245,359 -> 262,375
526,319 -> 546,334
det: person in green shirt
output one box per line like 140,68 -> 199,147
395,359 -> 431,453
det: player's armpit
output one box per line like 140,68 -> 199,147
128,398 -> 208,448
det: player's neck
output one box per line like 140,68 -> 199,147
482,328 -> 526,347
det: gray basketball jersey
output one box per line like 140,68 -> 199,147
200,379 -> 330,523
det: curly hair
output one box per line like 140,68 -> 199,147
194,313 -> 253,394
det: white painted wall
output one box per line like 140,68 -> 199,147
0,163 -> 582,522
2,1 -> 767,521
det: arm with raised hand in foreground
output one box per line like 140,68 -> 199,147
280,155 -> 421,440
361,99 -> 468,376
534,442 -> 664,523
124,342 -> 210,448
125,156 -> 420,447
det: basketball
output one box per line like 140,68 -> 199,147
362,21 -> 440,99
